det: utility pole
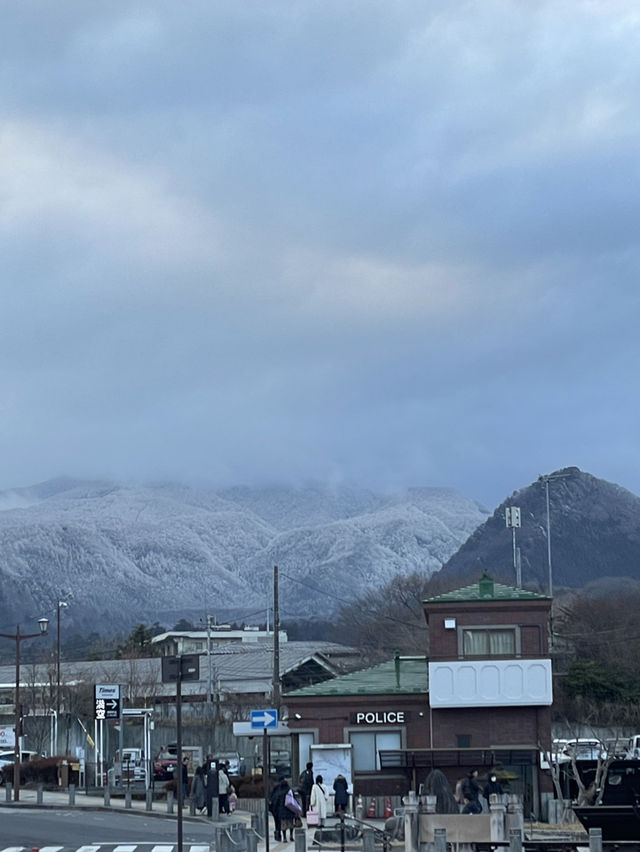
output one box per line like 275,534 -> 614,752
538,470 -> 573,598
505,506 -> 522,587
272,565 -> 281,711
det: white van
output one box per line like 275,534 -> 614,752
0,749 -> 39,769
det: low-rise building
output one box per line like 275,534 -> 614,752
285,573 -> 553,816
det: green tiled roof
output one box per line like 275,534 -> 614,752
286,656 -> 428,697
424,573 -> 550,603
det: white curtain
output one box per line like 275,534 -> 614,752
463,629 -> 514,655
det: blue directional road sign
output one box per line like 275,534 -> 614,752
251,708 -> 279,729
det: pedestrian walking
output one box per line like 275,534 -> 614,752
462,769 -> 483,814
298,761 -> 314,815
181,757 -> 189,806
192,765 -> 207,813
218,762 -> 231,813
310,774 -> 329,826
270,776 -> 289,841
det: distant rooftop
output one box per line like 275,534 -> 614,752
286,656 -> 428,698
424,572 -> 551,603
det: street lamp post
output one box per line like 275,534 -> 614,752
0,618 -> 49,801
56,600 -> 68,724
538,471 -> 573,598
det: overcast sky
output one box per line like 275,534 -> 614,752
1,1 -> 639,509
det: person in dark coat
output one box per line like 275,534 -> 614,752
298,761 -> 314,815
483,773 -> 504,807
181,757 -> 189,806
333,774 -> 349,814
269,776 -> 289,842
462,769 -> 482,814
192,765 -> 207,813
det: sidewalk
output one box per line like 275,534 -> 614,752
0,790 -> 391,851
0,785 -> 225,819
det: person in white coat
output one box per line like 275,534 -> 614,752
309,774 -> 329,826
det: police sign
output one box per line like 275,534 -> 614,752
94,684 -> 121,720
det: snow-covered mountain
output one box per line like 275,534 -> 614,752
0,478 -> 488,633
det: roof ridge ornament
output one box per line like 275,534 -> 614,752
478,572 -> 495,598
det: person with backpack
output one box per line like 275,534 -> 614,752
298,761 -> 314,815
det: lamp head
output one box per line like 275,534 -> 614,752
38,617 -> 49,635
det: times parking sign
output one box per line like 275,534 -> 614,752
94,684 -> 121,720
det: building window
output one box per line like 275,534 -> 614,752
462,627 -> 516,657
457,734 -> 471,748
350,731 -> 401,771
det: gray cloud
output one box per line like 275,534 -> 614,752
1,1 -> 639,508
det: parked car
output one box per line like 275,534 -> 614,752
0,749 -> 41,785
114,748 -> 146,784
213,751 -> 244,775
153,748 -> 178,781
0,749 -> 40,769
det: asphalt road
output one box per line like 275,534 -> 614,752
0,807 -> 215,847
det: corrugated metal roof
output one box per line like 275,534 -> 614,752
0,641 -> 353,697
286,656 -> 428,697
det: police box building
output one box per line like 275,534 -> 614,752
285,574 -> 553,817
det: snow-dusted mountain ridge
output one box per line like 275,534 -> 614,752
0,478 -> 488,633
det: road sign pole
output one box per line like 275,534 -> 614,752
177,655 -> 183,852
264,727 -> 270,852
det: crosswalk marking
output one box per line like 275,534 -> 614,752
0,846 -> 212,852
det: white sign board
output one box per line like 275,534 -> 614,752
0,726 -> 15,748
95,684 -> 120,700
310,744 -> 353,791
233,721 -> 291,737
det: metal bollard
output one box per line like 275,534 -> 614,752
167,789 -> 174,813
363,827 -> 375,852
5,782 -> 12,802
69,784 -> 76,806
104,785 -> 111,807
37,784 -> 44,805
190,795 -> 196,816
434,827 -> 447,852
125,788 -> 132,809
589,828 -> 603,852
251,811 -> 266,837
509,827 -> 523,852
295,827 -> 306,852
247,825 -> 258,852
216,824 -> 227,852
146,788 -> 153,811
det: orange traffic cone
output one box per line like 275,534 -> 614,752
367,797 -> 376,818
384,797 -> 393,818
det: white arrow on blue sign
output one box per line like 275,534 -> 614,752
251,708 -> 279,729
